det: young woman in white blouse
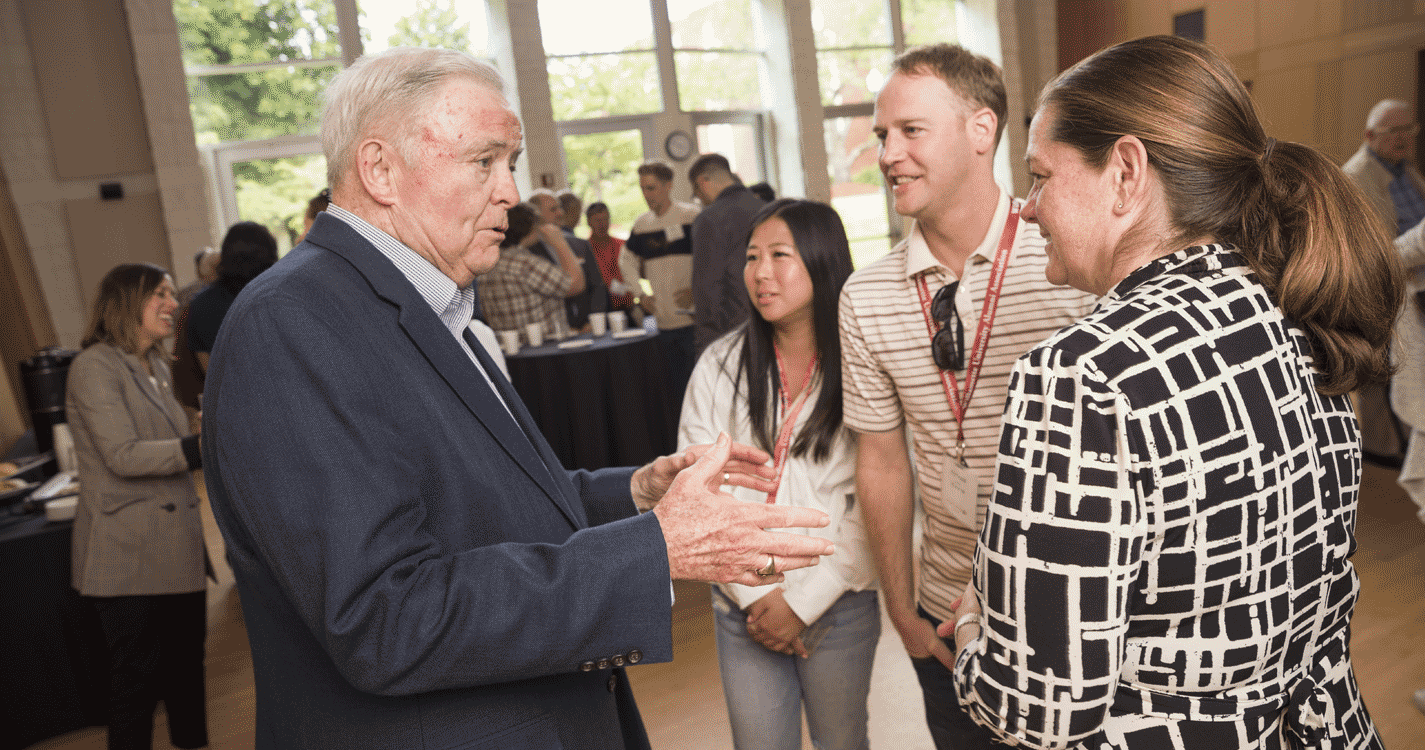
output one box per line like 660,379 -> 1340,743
678,199 -> 878,750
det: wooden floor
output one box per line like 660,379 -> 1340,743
29,464 -> 1425,749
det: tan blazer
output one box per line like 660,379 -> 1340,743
1342,142 -> 1425,235
67,342 -> 205,597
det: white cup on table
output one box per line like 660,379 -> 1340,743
498,330 -> 521,356
608,311 -> 627,334
525,321 -> 544,348
590,313 -> 607,336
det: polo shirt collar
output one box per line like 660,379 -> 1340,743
903,188 -> 1011,280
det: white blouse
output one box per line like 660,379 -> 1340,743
678,331 -> 877,625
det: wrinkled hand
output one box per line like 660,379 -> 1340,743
640,296 -> 657,315
937,585 -> 982,656
653,433 -> 834,586
631,441 -> 776,511
674,288 -> 694,309
746,588 -> 808,657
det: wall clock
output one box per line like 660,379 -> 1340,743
664,130 -> 695,161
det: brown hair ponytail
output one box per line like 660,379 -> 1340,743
1041,35 -> 1402,395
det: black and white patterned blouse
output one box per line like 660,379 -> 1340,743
953,245 -> 1383,749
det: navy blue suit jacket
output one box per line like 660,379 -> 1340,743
204,214 -> 672,749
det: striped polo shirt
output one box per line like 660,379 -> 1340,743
838,189 -> 1099,621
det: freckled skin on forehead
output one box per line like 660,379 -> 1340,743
386,77 -> 523,288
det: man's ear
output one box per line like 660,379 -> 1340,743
356,138 -> 399,207
967,107 -> 998,156
1108,135 -> 1152,214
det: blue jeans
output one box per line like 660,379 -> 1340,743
713,588 -> 880,750
911,606 -> 1006,749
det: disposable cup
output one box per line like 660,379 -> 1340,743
498,330 -> 521,356
525,322 -> 544,347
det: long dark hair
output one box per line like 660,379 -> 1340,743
727,199 -> 854,461
1040,35 -> 1403,396
217,221 -> 279,296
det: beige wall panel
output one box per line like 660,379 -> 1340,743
64,193 -> 170,311
1339,48 -> 1418,141
19,0 -> 153,179
1206,0 -> 1258,57
1316,59 -> 1346,159
1251,66 -> 1319,144
1320,0 -> 1344,33
1258,36 -> 1340,73
1342,0 -> 1414,32
1259,0 -> 1318,47
1121,0 -> 1173,40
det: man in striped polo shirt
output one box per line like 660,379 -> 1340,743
839,44 -> 1097,749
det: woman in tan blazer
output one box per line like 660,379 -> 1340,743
67,263 -> 208,750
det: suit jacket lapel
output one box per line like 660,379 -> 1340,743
118,348 -> 185,437
460,329 -> 582,518
309,216 -> 582,529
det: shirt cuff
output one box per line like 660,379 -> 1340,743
180,434 -> 202,470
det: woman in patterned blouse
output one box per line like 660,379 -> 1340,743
941,36 -> 1402,749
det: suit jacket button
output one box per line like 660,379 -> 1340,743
597,658 -> 610,670
579,661 -> 595,672
611,655 -> 626,667
607,674 -> 618,693
160,503 -> 176,512
627,649 -> 643,664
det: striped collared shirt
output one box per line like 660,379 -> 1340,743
838,190 -> 1099,621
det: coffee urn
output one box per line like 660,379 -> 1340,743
20,346 -> 79,458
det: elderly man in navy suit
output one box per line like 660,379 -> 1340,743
203,47 -> 834,750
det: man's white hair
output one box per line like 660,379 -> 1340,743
1367,99 -> 1411,131
321,47 -> 506,190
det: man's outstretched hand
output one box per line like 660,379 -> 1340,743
651,433 -> 834,586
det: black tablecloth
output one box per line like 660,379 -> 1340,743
0,514 -> 107,749
505,330 -> 679,471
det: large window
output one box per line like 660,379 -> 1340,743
539,0 -> 660,120
668,0 -> 764,112
542,0 -> 773,241
173,0 -> 997,256
177,0 -> 488,249
811,0 -> 980,267
559,127 -> 646,235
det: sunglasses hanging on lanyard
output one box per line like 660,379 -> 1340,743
913,200 -> 1021,528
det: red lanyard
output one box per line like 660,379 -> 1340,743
914,200 -> 1021,456
765,345 -> 819,505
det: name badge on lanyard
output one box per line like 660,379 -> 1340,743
941,451 -> 978,529
917,200 -> 1020,529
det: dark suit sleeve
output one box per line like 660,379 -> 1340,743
205,287 -> 674,697
691,201 -> 753,351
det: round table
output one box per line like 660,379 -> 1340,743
505,329 -> 679,472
